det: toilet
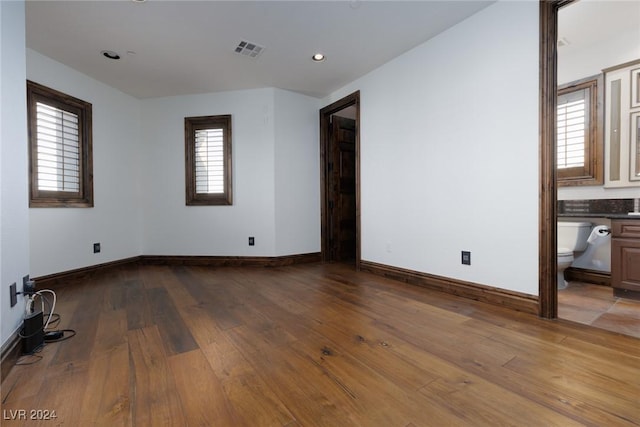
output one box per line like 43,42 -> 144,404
557,221 -> 592,289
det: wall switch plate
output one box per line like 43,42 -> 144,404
461,251 -> 471,265
10,283 -> 17,307
93,243 -> 101,253
248,237 -> 255,246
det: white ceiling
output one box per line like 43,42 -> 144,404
25,0 -> 494,99
558,0 -> 640,54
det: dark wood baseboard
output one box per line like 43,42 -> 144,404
565,267 -> 611,286
33,256 -> 141,289
140,252 -> 321,267
360,260 -> 538,315
613,288 -> 640,301
1,331 -> 22,383
33,253 -> 322,290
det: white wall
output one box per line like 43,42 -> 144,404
1,1 -> 30,351
273,89 -> 321,256
141,89 -> 279,256
140,88 -> 321,257
27,50 -> 142,277
325,1 -> 540,295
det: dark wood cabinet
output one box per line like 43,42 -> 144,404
611,220 -> 640,300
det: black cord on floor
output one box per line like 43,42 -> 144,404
44,329 -> 76,343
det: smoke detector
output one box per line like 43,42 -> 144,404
234,40 -> 265,59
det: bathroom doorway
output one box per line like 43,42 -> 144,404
320,91 -> 360,267
541,1 -> 640,337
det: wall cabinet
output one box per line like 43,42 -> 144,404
604,59 -> 640,188
611,219 -> 640,300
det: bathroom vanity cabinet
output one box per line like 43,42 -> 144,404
611,219 -> 640,300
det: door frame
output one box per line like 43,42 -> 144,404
320,91 -> 361,268
539,0 -> 574,318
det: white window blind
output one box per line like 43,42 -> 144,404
194,128 -> 224,194
557,88 -> 589,169
35,102 -> 80,192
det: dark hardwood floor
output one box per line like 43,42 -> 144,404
1,263 -> 639,426
559,281 -> 640,339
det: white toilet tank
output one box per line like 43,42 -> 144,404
558,221 -> 592,252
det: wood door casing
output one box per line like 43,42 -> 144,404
320,91 -> 360,266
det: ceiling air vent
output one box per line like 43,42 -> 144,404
234,40 -> 265,59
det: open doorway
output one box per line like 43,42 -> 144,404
320,91 -> 360,267
541,1 -> 640,337
555,1 -> 640,337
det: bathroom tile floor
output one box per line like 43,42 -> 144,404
558,281 -> 640,338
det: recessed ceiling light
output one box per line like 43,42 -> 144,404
312,53 -> 325,62
101,50 -> 121,60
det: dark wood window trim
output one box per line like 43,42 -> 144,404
27,80 -> 93,208
557,74 -> 604,186
185,115 -> 233,206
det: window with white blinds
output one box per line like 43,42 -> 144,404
35,102 -> 81,192
555,75 -> 603,186
195,128 -> 225,194
557,87 -> 588,169
27,80 -> 93,207
185,115 -> 232,205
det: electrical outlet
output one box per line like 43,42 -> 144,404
461,251 -> 471,265
9,283 -> 17,307
93,242 -> 101,253
248,237 -> 255,246
24,279 -> 36,295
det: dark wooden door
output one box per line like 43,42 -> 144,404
328,116 -> 356,262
